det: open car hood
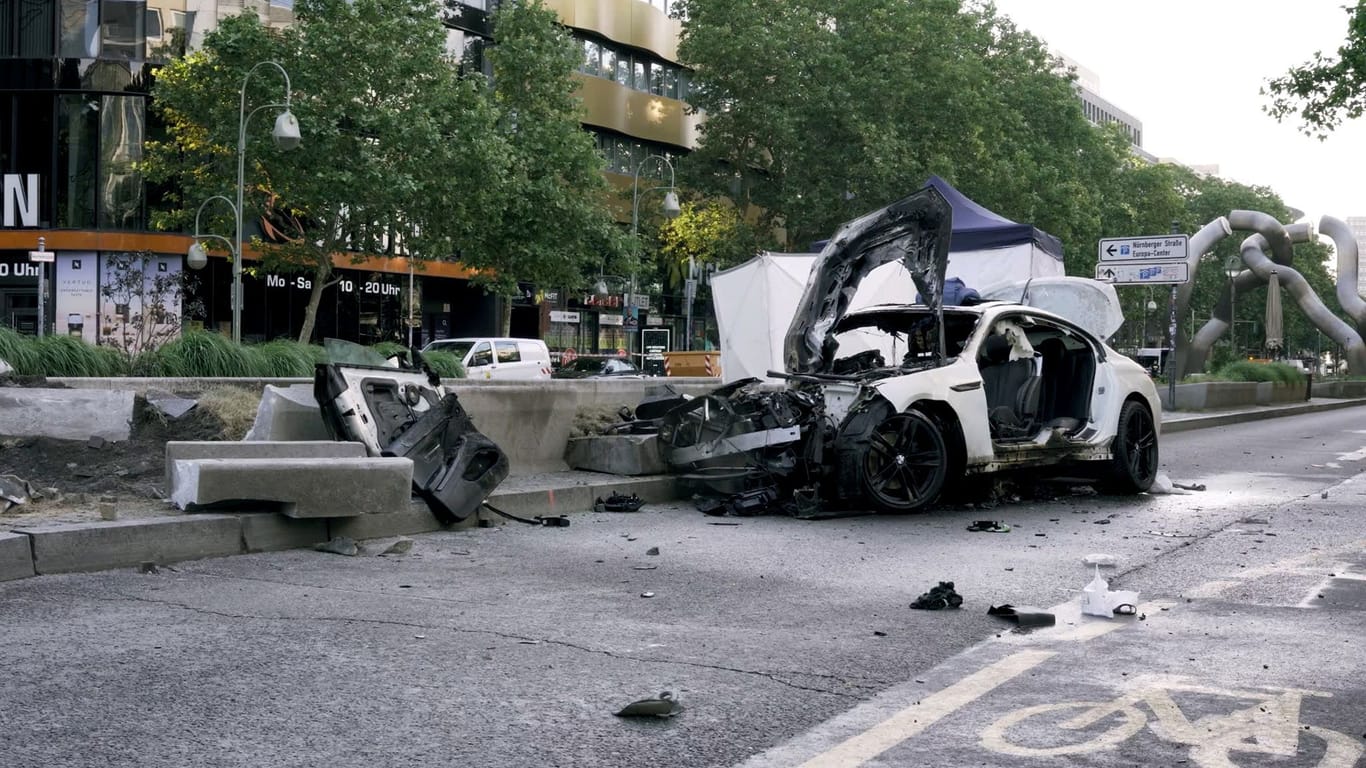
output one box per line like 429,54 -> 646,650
783,186 -> 952,374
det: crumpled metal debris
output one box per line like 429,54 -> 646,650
1,474 -> 34,512
615,691 -> 683,718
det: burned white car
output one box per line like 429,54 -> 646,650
660,186 -> 1161,514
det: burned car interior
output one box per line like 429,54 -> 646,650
977,317 -> 1098,442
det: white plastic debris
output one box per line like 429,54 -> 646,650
1080,566 -> 1140,619
1147,471 -> 1192,495
1082,553 -> 1117,567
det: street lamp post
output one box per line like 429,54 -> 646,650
231,60 -> 301,344
1225,257 -> 1240,357
188,195 -> 239,273
631,154 -> 680,353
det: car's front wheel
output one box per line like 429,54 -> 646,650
1099,400 -> 1158,494
861,410 -> 949,513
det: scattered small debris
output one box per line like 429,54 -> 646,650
1148,472 -> 1193,495
86,435 -> 110,450
414,634 -> 426,639
614,691 -> 682,718
872,630 -> 887,637
646,546 -> 660,556
1081,566 -> 1139,619
910,581 -> 963,610
314,536 -> 360,556
1320,491 -> 1328,499
707,521 -> 742,526
1083,553 -> 1118,567
1238,517 -> 1270,525
632,565 -> 658,571
138,561 -> 159,574
0,474 -> 34,512
1171,482 -> 1206,491
380,538 -> 414,556
1146,530 -> 1196,538
1094,519 -> 1111,525
594,492 -> 645,513
966,520 -> 1010,533
640,591 -> 656,598
987,604 -> 1056,627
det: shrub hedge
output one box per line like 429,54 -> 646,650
1212,360 -> 1305,384
0,330 -> 465,379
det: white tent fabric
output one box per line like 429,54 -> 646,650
712,244 -> 1065,383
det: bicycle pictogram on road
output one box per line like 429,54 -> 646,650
980,675 -> 1363,767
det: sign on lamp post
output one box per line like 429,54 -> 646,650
28,236 -> 52,337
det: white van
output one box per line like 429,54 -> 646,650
421,337 -> 553,380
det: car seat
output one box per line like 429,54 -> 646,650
980,334 -> 1041,437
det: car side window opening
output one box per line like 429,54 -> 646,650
495,341 -> 521,364
470,342 -> 494,367
605,359 -> 631,374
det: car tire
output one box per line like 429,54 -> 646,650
1098,399 -> 1158,494
860,409 -> 949,513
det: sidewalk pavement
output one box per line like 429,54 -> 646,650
3,397 -> 1364,582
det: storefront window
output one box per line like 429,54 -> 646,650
56,95 -> 98,228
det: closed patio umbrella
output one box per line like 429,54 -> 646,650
1265,270 -> 1283,356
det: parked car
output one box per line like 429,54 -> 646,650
553,356 -> 644,379
421,337 -> 552,380
659,186 -> 1161,513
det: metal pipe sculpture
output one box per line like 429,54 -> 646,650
1322,216 -> 1366,335
1172,217 -> 1232,379
1185,227 -> 1366,375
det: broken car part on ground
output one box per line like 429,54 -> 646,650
659,184 -> 1162,516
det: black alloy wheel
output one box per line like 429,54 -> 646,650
861,410 -> 948,513
1101,400 -> 1159,493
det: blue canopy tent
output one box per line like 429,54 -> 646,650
811,175 -> 1065,287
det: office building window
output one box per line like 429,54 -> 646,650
0,0 -> 56,57
57,94 -> 99,228
100,0 -> 145,59
581,38 -> 600,77
576,34 -> 690,102
60,0 -> 99,57
99,94 -> 144,228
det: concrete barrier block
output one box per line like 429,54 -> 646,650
243,384 -> 332,442
240,513 -> 329,552
172,457 -> 413,518
564,434 -> 665,475
0,387 -> 134,441
165,440 -> 366,492
328,501 -> 461,540
0,531 -> 35,581
14,515 -> 243,574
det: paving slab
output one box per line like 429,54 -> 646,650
171,457 -> 413,518
243,383 -> 332,442
0,387 -> 134,441
14,515 -> 243,574
0,530 -> 35,581
164,439 -> 366,491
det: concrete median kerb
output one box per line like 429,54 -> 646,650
2,396 -> 1362,582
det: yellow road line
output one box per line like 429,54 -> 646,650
798,650 -> 1057,768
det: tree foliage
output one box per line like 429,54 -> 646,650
1264,2 -> 1366,137
145,0 -> 623,342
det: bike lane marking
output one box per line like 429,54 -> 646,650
739,597 -> 1150,768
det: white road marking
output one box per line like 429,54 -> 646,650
795,650 -> 1057,768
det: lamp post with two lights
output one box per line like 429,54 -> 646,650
630,154 -> 680,353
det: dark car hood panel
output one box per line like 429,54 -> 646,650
783,186 -> 952,374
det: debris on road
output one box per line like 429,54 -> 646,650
1148,471 -> 1196,495
144,389 -> 199,421
594,492 -> 645,513
910,581 -> 963,610
314,536 -> 360,556
138,561 -> 159,574
646,546 -> 660,556
640,591 -> 656,599
1082,553 -> 1118,567
987,604 -> 1056,628
1,474 -> 34,512
380,538 -> 414,556
1081,566 -> 1139,619
966,520 -> 1010,533
614,691 -> 682,718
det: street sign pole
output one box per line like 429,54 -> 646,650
28,236 -> 50,338
1166,223 -> 1181,409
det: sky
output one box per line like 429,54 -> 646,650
989,0 -> 1366,224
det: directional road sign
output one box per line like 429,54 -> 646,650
1094,261 -> 1190,285
1098,235 -> 1188,262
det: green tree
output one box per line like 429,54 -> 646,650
1264,2 -> 1366,137
480,0 -> 629,304
146,0 -> 506,343
146,0 -> 623,343
672,0 -> 1130,256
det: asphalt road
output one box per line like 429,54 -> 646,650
2,408 -> 1365,768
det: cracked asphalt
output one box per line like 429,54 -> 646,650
3,407 -> 1366,767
